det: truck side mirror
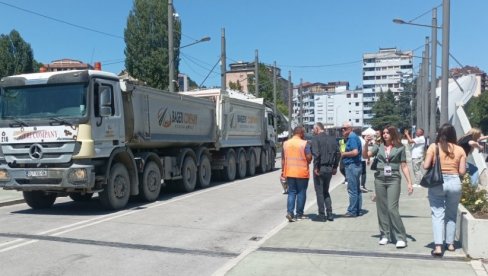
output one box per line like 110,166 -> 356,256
99,86 -> 112,117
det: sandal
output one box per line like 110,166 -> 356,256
446,244 -> 455,252
431,249 -> 443,257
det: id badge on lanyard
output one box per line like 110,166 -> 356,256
384,146 -> 392,176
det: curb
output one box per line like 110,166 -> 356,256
0,199 -> 24,208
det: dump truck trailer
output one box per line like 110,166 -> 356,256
0,69 -> 276,210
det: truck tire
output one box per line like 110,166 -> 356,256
138,161 -> 161,202
180,156 -> 197,192
99,163 -> 130,210
267,149 -> 276,171
69,193 -> 94,202
223,150 -> 236,181
197,155 -> 212,188
236,150 -> 247,179
258,150 -> 267,174
247,152 -> 256,177
23,191 -> 56,209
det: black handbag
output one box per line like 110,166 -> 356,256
370,156 -> 378,170
420,144 -> 444,188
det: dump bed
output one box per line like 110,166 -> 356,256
121,82 -> 217,149
179,89 -> 266,149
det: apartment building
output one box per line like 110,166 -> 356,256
225,61 -> 292,103
292,82 -> 361,133
362,48 -> 413,127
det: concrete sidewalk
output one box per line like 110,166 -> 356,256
0,189 -> 23,207
223,162 -> 488,276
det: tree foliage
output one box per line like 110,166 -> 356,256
0,30 -> 36,78
247,63 -> 288,133
124,0 -> 181,90
371,90 -> 404,130
465,91 -> 488,133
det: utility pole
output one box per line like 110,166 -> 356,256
168,0 -> 175,92
440,0 -> 450,124
299,78 -> 303,126
423,37 -> 430,140
288,71 -> 292,137
416,59 -> 423,129
220,28 -> 226,94
255,50 -> 259,97
273,61 -> 277,137
429,8 -> 438,140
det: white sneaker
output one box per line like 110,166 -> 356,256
413,184 -> 421,188
378,237 -> 388,245
396,240 -> 406,248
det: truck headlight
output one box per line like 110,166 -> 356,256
0,169 -> 10,181
68,168 -> 88,184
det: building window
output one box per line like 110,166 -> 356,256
354,93 -> 358,98
347,94 -> 351,98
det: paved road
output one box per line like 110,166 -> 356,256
0,167 -> 299,276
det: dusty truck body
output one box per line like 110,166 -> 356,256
0,70 -> 276,210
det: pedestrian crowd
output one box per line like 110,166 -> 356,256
280,122 -> 485,257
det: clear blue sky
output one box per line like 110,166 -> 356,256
0,1 -> 486,89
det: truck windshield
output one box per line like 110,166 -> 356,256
0,83 -> 88,119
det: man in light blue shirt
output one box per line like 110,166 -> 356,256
341,122 -> 362,217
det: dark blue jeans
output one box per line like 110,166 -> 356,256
345,163 -> 362,215
287,177 -> 309,216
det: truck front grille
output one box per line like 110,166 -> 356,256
15,178 -> 63,185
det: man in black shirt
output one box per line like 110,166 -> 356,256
311,122 -> 341,221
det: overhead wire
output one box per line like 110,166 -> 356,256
0,1 -> 124,39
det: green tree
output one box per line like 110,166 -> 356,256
0,30 -> 36,78
124,0 -> 181,90
397,91 -> 412,130
466,91 -> 488,133
247,63 -> 288,133
371,90 -> 402,130
229,80 -> 242,91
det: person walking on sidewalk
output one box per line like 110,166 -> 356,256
311,122 -> 340,222
341,122 -> 362,217
404,128 -> 426,187
359,133 -> 369,193
424,123 -> 466,256
282,126 -> 312,222
363,125 -> 414,248
457,127 -> 488,186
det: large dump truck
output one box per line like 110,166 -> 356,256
0,69 -> 277,210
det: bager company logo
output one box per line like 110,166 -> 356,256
158,107 -> 198,129
14,130 -> 58,140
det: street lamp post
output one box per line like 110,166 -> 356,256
429,8 -> 438,140
179,36 -> 211,49
168,0 -> 175,92
167,0 -> 210,92
440,0 -> 450,124
393,1 -> 449,132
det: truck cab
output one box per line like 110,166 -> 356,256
0,70 -> 137,209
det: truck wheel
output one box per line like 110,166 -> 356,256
258,150 -> 267,174
99,163 -> 130,210
247,152 -> 256,177
138,161 -> 161,202
180,156 -> 197,192
23,191 -> 56,209
236,150 -> 247,179
197,155 -> 212,188
267,149 -> 276,171
69,193 -> 94,202
223,150 -> 236,181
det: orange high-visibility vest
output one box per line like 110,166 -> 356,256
283,137 -> 309,179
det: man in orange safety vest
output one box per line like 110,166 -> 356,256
281,126 -> 312,222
